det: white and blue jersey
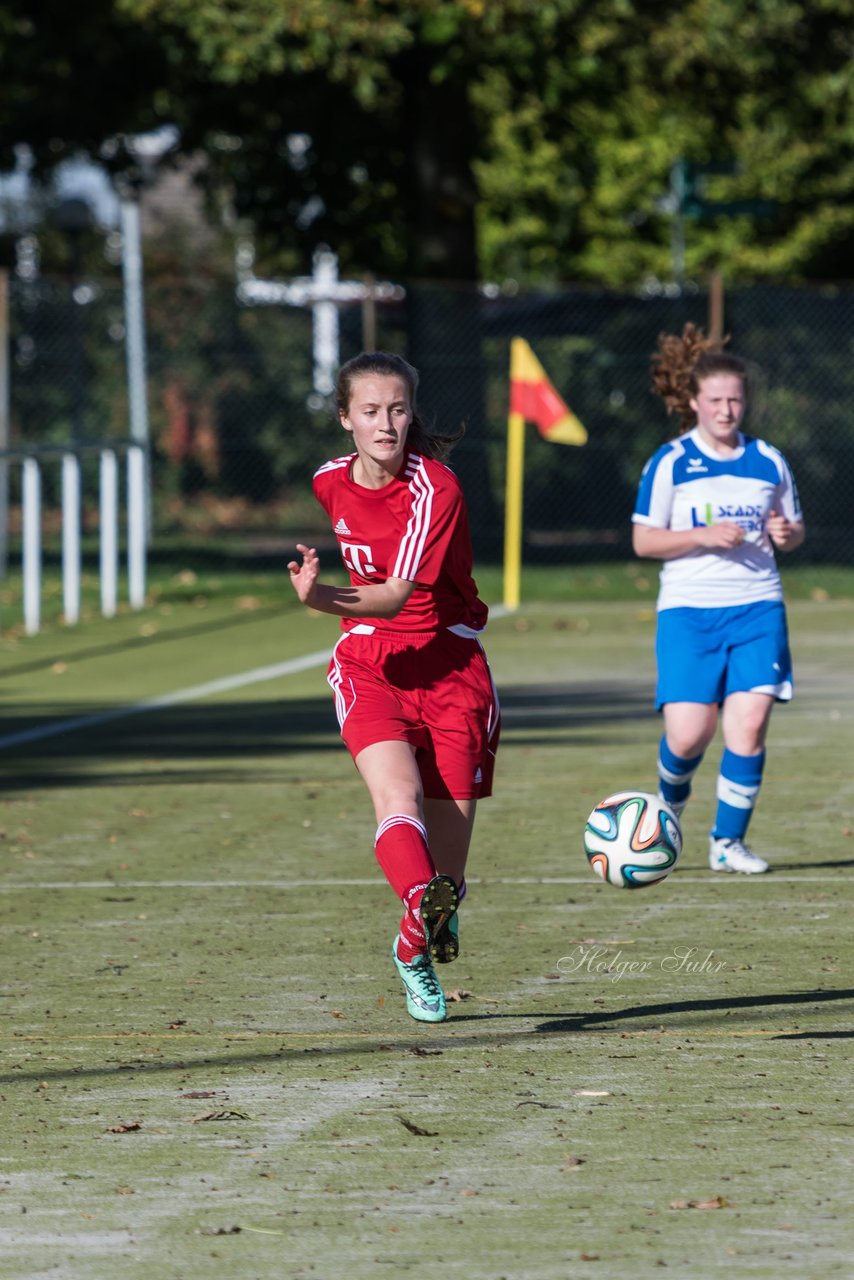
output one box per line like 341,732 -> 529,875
632,427 -> 802,612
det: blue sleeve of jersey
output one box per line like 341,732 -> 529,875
633,446 -> 671,520
779,451 -> 803,521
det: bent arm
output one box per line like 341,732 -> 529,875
287,543 -> 416,618
301,576 -> 417,619
767,511 -> 806,553
632,521 -> 746,561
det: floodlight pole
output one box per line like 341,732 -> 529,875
708,271 -> 725,344
669,161 -> 686,289
120,192 -> 150,457
120,189 -> 151,579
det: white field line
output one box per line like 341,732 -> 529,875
0,607 -> 512,752
0,647 -> 333,751
0,874 -> 841,892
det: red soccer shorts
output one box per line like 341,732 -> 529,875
327,625 -> 500,800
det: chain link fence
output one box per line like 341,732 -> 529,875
4,273 -> 852,567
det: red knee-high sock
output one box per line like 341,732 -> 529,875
375,814 -> 435,963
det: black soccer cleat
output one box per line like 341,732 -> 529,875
419,874 -> 460,965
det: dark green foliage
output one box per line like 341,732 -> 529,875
3,1 -> 854,284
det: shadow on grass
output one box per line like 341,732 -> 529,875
0,605 -> 290,681
775,858 -> 854,870
773,1030 -> 854,1039
0,698 -> 343,790
1,681 -> 655,790
499,681 -> 656,730
3,986 -> 850,1086
528,986 -> 854,1035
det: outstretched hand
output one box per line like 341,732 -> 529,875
287,543 -> 320,605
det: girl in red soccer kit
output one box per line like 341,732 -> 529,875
288,352 -> 500,1023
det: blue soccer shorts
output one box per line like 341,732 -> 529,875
655,600 -> 793,710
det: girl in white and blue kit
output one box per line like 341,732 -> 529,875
632,325 -> 806,874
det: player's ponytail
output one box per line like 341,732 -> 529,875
336,351 -> 464,461
651,324 -> 748,433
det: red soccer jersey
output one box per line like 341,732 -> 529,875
312,450 -> 488,634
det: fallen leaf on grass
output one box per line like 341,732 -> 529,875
191,1109 -> 251,1123
105,1122 -> 142,1133
115,1186 -> 135,1196
181,1091 -> 221,1100
408,1047 -> 443,1056
199,1225 -> 242,1236
395,1115 -> 438,1137
445,989 -> 471,1002
579,1253 -> 600,1262
669,1196 -> 728,1210
562,1155 -> 586,1169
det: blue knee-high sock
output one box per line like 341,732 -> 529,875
712,749 -> 765,841
658,735 -> 704,815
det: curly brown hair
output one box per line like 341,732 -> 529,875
335,351 -> 464,461
651,323 -> 748,433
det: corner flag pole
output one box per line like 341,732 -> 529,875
503,408 -> 526,611
502,337 -> 588,611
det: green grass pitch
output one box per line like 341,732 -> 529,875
1,567 -> 852,1278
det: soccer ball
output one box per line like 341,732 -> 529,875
584,791 -> 682,889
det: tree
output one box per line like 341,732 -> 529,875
4,1 -> 854,286
0,1 -> 172,170
108,0 -> 854,286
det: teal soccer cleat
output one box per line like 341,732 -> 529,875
391,939 -> 447,1023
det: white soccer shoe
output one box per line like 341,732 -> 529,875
708,836 -> 769,875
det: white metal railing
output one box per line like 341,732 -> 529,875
3,442 -> 147,636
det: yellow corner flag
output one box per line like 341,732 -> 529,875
504,338 -> 587,609
510,337 -> 587,445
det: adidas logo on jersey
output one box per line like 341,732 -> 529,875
334,517 -> 352,536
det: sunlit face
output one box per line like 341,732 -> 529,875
690,373 -> 746,449
339,374 -> 413,472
